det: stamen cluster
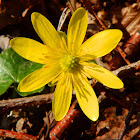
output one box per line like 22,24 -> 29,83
60,55 -> 78,71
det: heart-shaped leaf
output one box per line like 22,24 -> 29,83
0,48 -> 44,96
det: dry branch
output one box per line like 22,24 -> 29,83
83,0 -> 107,29
0,93 -> 53,114
112,60 -> 140,75
0,129 -> 37,140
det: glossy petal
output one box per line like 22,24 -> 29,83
58,31 -> 68,53
18,65 -> 61,92
78,29 -> 123,61
10,37 -> 48,64
31,12 -> 64,51
72,72 -> 99,121
82,62 -> 124,89
67,7 -> 88,54
52,72 -> 72,121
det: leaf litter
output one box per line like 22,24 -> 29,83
0,0 -> 140,140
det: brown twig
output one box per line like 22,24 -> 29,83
107,52 -> 126,70
105,29 -> 140,71
68,0 -> 76,14
116,29 -> 140,66
49,100 -> 81,140
112,60 -> 140,76
0,93 -> 53,114
57,7 -> 71,31
119,100 -> 136,140
117,46 -> 131,65
123,29 -> 140,59
37,123 -> 47,139
83,0 -> 107,29
104,89 -> 130,110
0,129 -> 37,140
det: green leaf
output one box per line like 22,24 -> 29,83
15,84 -> 45,96
88,60 -> 97,64
0,48 -> 44,96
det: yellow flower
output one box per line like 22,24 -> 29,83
10,7 -> 123,121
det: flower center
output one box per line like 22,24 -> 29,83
60,55 -> 78,71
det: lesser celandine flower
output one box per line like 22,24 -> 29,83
10,7 -> 123,121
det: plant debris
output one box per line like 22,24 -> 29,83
0,0 -> 140,140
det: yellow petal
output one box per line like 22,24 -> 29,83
52,72 -> 72,121
67,7 -> 88,54
78,29 -> 123,61
58,31 -> 68,53
72,72 -> 99,121
51,71 -> 65,84
10,37 -> 48,64
18,65 -> 61,92
31,12 -> 64,52
82,62 -> 124,89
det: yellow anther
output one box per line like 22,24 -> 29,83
60,55 -> 78,71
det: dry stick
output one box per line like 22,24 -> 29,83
104,89 -> 130,110
68,0 -> 76,14
119,100 -> 136,140
0,93 -> 53,114
123,29 -> 140,56
117,46 -> 131,65
49,100 -> 81,140
57,7 -> 71,31
83,0 -> 107,29
117,29 -> 140,65
37,123 -> 47,139
112,60 -> 140,76
44,112 -> 50,139
0,129 -> 37,140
